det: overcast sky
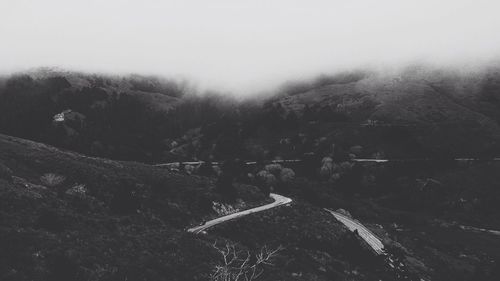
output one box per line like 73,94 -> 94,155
1,0 -> 500,95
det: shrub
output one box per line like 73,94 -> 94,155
256,170 -> 277,187
264,164 -> 282,175
40,173 -> 66,187
213,165 -> 222,176
339,161 -> 354,170
212,202 -> 239,216
65,184 -> 87,197
321,157 -> 333,165
211,242 -> 283,281
279,168 -> 295,183
320,163 -> 333,179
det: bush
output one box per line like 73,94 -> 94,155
320,163 -> 333,179
212,202 -> 239,216
264,164 -> 282,175
65,184 -> 87,197
279,168 -> 295,183
256,170 -> 277,188
40,173 -> 66,187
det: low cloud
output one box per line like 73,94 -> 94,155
1,0 -> 500,96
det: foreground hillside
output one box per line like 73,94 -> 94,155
0,134 -> 399,281
0,133 -> 238,280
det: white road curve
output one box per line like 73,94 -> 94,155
154,159 -> 302,167
458,225 -> 500,236
324,208 -> 385,255
354,158 -> 500,163
352,159 -> 390,163
188,193 -> 292,234
155,158 -> 500,168
154,161 -> 216,167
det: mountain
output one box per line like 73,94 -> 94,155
265,66 -> 500,158
1,66 -> 500,163
0,68 -> 236,162
275,66 -> 500,125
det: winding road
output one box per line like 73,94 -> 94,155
324,208 -> 385,255
154,159 -> 301,168
186,192 -> 385,257
155,157 -> 500,170
458,224 -> 500,237
187,193 -> 292,234
157,158 -> 395,255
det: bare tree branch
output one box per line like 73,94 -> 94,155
210,242 -> 283,281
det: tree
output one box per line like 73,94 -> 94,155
210,242 -> 283,281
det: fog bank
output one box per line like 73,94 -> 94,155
1,0 -> 500,96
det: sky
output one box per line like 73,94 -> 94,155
1,0 -> 500,95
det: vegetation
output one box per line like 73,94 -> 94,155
40,173 -> 66,187
2,66 -> 500,165
0,133 -> 268,281
2,66 -> 500,280
210,242 -> 283,281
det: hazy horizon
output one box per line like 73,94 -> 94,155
1,0 -> 500,96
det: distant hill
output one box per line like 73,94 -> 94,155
265,66 -> 500,158
19,67 -> 186,108
1,66 -> 500,162
274,66 -> 500,125
0,68 -> 236,162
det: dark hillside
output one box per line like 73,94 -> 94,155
0,133 -> 266,280
1,133 -> 401,281
0,69 -> 236,162
266,66 -> 500,158
2,67 -> 500,163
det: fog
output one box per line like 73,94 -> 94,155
1,0 -> 500,96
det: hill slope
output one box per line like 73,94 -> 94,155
1,133 -> 394,281
2,66 -> 500,162
0,69 -> 237,162
265,66 -> 500,157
